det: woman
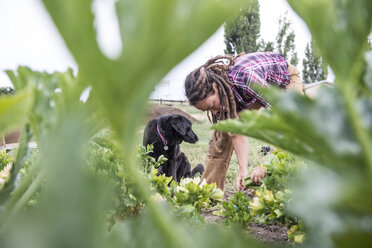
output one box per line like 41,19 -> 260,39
184,52 -> 304,191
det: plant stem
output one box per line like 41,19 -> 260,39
339,82 -> 372,176
0,161 -> 43,232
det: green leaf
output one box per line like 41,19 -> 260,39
213,87 -> 369,172
41,0 -> 246,148
3,113 -> 114,248
0,87 -> 33,135
0,124 -> 32,206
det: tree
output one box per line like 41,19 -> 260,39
224,0 -> 261,55
274,14 -> 298,66
0,87 -> 15,96
302,40 -> 328,84
258,40 -> 274,52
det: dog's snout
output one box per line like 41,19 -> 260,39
187,131 -> 198,144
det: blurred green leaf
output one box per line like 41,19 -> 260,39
41,0 -> 246,147
0,124 -> 32,206
0,87 -> 33,135
6,67 -> 103,149
109,204 -> 264,248
214,88 -> 365,172
3,114 -> 114,248
364,53 -> 372,92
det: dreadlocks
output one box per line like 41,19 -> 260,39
185,54 -> 244,152
185,54 -> 241,123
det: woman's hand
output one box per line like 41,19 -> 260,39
251,166 -> 267,184
236,169 -> 248,191
231,135 -> 249,191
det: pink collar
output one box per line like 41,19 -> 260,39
157,122 -> 168,150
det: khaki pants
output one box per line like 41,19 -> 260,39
286,64 -> 304,94
202,131 -> 234,190
202,65 -> 304,190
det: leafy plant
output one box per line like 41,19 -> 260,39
0,149 -> 14,188
220,150 -> 304,242
217,191 -> 252,228
0,149 -> 13,171
150,169 -> 224,221
173,177 -> 224,212
137,144 -> 167,175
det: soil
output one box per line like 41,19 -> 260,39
202,188 -> 291,245
145,104 -> 198,123
147,105 -> 291,245
202,205 -> 290,244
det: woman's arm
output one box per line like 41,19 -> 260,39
231,134 -> 249,191
232,134 -> 267,190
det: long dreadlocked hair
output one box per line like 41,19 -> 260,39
185,54 -> 244,150
185,54 -> 242,123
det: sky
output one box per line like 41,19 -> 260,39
0,0 -> 76,87
0,0 -> 313,97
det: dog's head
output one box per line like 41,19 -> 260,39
159,114 -> 198,145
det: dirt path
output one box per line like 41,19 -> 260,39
145,105 -> 198,123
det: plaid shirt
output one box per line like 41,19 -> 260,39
226,52 -> 290,111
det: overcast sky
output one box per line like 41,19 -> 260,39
0,0 -> 312,91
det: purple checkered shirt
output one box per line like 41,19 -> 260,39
226,52 -> 290,111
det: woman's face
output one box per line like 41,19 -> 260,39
194,83 -> 221,115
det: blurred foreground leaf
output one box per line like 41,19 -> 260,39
0,87 -> 33,135
3,114 -> 114,248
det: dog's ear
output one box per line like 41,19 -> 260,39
170,116 -> 189,136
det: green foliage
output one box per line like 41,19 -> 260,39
150,169 -> 224,221
137,144 -> 167,174
256,151 -> 302,192
220,150 -> 305,242
246,151 -> 304,243
302,39 -> 329,84
217,191 -> 252,228
0,149 -> 14,189
0,149 -> 13,172
214,0 -> 372,246
173,177 -> 224,212
258,40 -> 274,52
224,0 -> 261,55
0,86 -> 33,137
85,134 -> 146,224
287,222 -> 306,244
274,14 -> 298,66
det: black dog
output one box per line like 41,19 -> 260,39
143,114 -> 204,182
